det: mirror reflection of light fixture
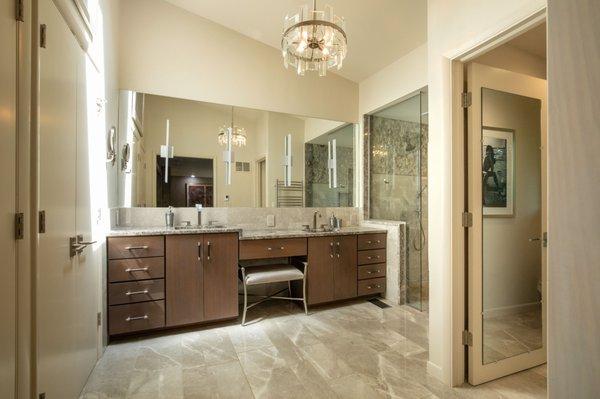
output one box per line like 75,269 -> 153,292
223,127 -> 234,185
160,119 -> 174,183
218,106 -> 247,147
121,143 -> 131,172
328,138 -> 337,188
283,134 -> 293,186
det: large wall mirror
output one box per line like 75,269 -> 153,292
114,91 -> 356,208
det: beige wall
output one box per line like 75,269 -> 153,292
118,0 -> 358,124
304,118 -> 345,143
547,0 -> 600,397
476,44 -> 546,80
143,95 -> 264,207
427,0 -> 546,383
481,89 -> 543,313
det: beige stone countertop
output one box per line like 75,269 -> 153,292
239,226 -> 387,240
107,226 -> 387,239
107,226 -> 242,237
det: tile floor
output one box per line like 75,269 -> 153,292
483,309 -> 543,364
81,299 -> 547,398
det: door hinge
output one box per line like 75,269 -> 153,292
462,212 -> 473,228
40,24 -> 47,48
462,330 -> 473,346
39,210 -> 46,234
39,393 -> 46,399
16,0 -> 24,22
462,92 -> 472,108
542,231 -> 548,247
97,312 -> 102,327
15,213 -> 24,240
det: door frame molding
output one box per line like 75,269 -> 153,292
449,7 -> 547,386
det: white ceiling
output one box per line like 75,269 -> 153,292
163,0 -> 427,82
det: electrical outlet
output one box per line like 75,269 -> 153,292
266,215 -> 275,227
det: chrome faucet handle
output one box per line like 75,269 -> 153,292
302,224 -> 310,231
181,221 -> 191,227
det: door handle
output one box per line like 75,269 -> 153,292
206,241 -> 211,260
336,242 -> 340,258
329,242 -> 334,258
197,242 -> 202,260
528,237 -> 541,242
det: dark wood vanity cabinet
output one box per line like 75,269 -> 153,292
108,232 -> 238,337
307,235 -> 357,305
166,233 -> 239,327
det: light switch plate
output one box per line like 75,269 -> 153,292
266,215 -> 275,227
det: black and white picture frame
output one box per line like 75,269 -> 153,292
482,127 -> 514,216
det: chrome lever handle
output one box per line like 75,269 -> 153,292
528,237 -> 541,242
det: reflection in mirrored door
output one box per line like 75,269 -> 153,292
481,88 -> 543,364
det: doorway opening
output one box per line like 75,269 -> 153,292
455,20 -> 548,385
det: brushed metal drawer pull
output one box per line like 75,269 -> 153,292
367,255 -> 381,260
125,245 -> 149,250
126,315 -> 148,322
366,285 -> 382,290
366,269 -> 381,274
125,267 -> 149,273
330,242 -> 334,258
279,246 -> 285,250
267,247 -> 273,251
125,289 -> 149,296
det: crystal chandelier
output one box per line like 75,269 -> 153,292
281,0 -> 347,77
218,106 -> 247,147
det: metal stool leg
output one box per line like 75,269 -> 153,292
241,267 -> 248,326
302,265 -> 308,315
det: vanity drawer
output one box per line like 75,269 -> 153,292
109,300 -> 165,335
108,257 -> 164,282
108,279 -> 165,305
357,248 -> 386,265
357,277 -> 386,296
239,238 -> 307,260
108,236 -> 164,260
357,233 -> 387,250
358,263 -> 386,280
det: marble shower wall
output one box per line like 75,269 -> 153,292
305,143 -> 354,207
365,116 -> 429,309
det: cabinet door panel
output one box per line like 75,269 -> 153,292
166,234 -> 204,326
203,233 -> 239,321
333,235 -> 357,300
307,237 -> 335,305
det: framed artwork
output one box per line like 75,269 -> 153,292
482,127 -> 514,216
186,184 -> 213,207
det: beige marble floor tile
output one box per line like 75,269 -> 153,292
81,301 -> 547,399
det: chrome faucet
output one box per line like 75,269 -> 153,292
196,204 -> 203,227
312,211 -> 322,231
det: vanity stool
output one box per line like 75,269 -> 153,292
239,262 -> 308,326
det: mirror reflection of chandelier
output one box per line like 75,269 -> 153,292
218,106 -> 247,147
281,0 -> 347,76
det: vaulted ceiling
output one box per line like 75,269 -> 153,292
163,0 -> 427,82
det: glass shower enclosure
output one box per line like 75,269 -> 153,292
365,90 -> 428,311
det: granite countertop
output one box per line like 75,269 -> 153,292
107,226 -> 242,237
107,226 -> 387,239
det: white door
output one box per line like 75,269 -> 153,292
37,0 -> 98,397
467,62 -> 547,384
0,0 -> 17,397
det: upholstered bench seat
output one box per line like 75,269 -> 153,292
244,264 -> 304,285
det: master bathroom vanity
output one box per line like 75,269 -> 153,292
106,227 -> 387,337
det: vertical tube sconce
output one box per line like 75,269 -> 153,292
283,134 -> 292,186
223,127 -> 234,185
328,138 -> 337,188
160,119 -> 174,183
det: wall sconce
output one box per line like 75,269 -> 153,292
223,127 -> 234,185
283,133 -> 292,186
106,126 -> 116,166
328,138 -> 337,188
160,119 -> 174,183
